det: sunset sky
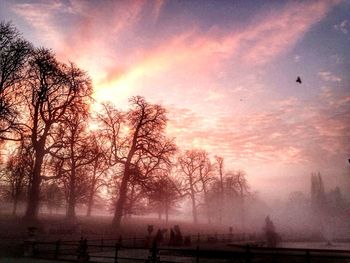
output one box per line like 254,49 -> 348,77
1,0 -> 349,199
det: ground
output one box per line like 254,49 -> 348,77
0,259 -> 63,263
1,213 -> 349,262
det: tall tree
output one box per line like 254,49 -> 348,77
85,136 -> 109,217
215,156 -> 224,223
42,183 -> 64,214
207,169 -> 249,225
198,151 -> 215,223
0,21 -> 31,140
225,170 -> 249,229
147,171 -> 181,224
54,110 -> 95,220
97,97 -> 176,228
23,49 -> 92,220
178,150 -> 204,223
2,141 -> 32,215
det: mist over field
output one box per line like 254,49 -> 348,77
0,0 -> 349,262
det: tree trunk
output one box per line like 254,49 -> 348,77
12,197 -> 18,216
201,184 -> 211,224
25,149 -> 44,220
219,163 -> 224,224
165,203 -> 169,225
87,173 -> 97,217
86,192 -> 94,217
189,176 -> 198,224
191,194 -> 198,224
240,190 -> 245,231
66,170 -> 76,220
112,165 -> 130,228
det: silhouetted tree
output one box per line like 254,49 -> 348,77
23,49 -> 92,220
0,21 -> 31,141
42,183 -> 64,214
198,150 -> 215,223
54,110 -> 95,220
178,150 -> 204,223
97,97 -> 176,228
147,171 -> 182,224
2,141 -> 32,215
124,177 -> 148,217
215,156 -> 224,222
207,168 -> 249,225
311,172 -> 327,215
227,170 -> 249,229
85,136 -> 109,217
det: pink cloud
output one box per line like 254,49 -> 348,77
240,0 -> 340,65
93,0 -> 339,100
167,85 -> 349,168
318,71 -> 342,82
11,1 -> 67,46
152,0 -> 165,22
11,0 -> 339,106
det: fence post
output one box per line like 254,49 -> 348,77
54,240 -> 61,259
114,243 -> 119,263
32,241 -> 38,257
84,238 -> 89,260
118,235 -> 123,246
245,245 -> 251,263
77,238 -> 89,262
149,240 -> 159,263
306,249 -> 311,263
196,245 -> 199,263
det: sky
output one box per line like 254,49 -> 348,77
1,0 -> 349,200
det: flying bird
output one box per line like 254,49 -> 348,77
296,76 -> 302,84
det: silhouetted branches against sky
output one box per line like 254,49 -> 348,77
0,21 -> 32,140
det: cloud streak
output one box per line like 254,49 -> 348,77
11,0 -> 339,101
168,87 -> 350,167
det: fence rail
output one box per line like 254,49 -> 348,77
25,235 -> 350,263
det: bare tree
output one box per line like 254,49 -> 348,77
2,141 -> 32,215
147,171 -> 182,224
42,183 -> 64,214
85,136 -> 109,217
207,168 -> 249,225
215,155 -> 224,223
0,21 -> 31,140
178,150 -> 204,223
225,170 -> 249,229
97,97 -> 176,228
198,151 -> 215,223
53,109 -> 96,220
22,49 -> 92,220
